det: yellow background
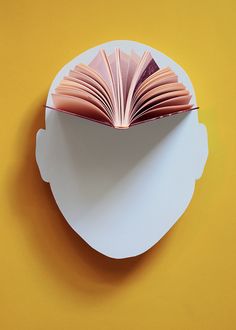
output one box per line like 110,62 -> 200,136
1,0 -> 236,329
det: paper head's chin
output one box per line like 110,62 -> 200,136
36,40 -> 208,259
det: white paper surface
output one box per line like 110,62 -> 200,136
36,40 -> 208,259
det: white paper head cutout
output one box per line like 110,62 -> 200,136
36,40 -> 208,259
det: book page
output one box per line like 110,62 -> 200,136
132,86 -> 189,118
119,50 -> 130,103
132,82 -> 185,113
133,68 -> 177,103
108,50 -> 120,122
124,51 -> 156,126
135,58 -> 159,90
130,65 -> 193,125
55,86 -> 109,113
131,104 -> 194,125
115,49 -> 124,125
89,49 -> 114,87
66,73 -> 112,107
52,93 -> 112,124
71,66 -> 113,111
131,95 -> 192,123
126,51 -> 141,99
58,78 -> 112,118
89,49 -> 119,125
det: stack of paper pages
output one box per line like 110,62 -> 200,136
51,49 -> 196,128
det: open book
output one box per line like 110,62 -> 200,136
50,49 -> 197,129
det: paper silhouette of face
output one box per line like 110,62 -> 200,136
36,40 -> 208,259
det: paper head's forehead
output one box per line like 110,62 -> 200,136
46,40 -> 196,116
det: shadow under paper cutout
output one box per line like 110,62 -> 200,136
10,98 -> 187,299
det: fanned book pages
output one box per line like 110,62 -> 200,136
50,48 -> 198,129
